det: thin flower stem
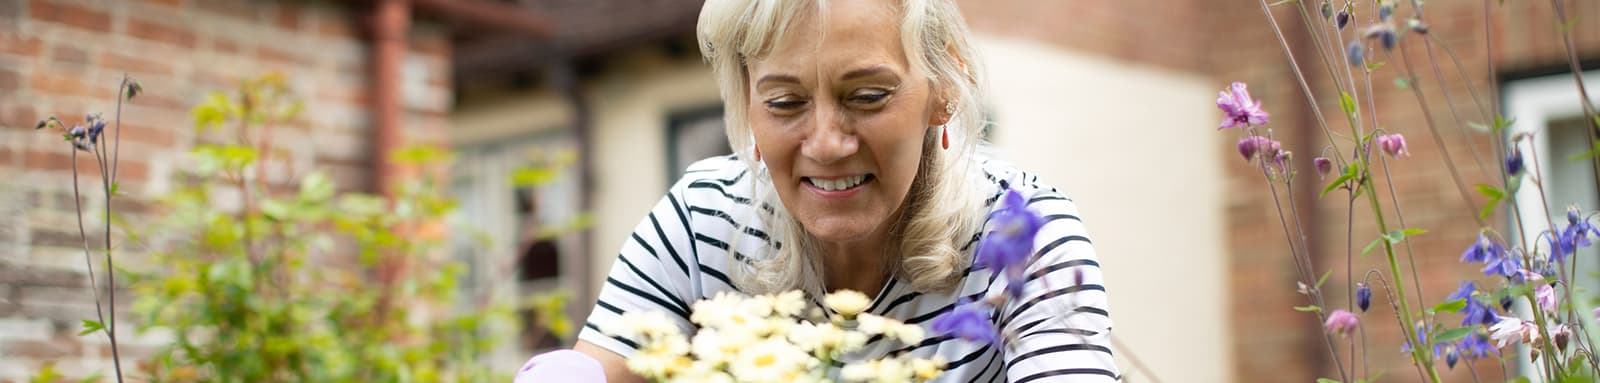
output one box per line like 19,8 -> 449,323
1109,334 -> 1164,383
1426,34 -> 1492,123
1410,1 -> 1493,178
1395,39 -> 1489,229
68,150 -> 109,341
91,142 -> 125,383
1360,179 -> 1442,383
1463,356 -> 1483,383
1546,0 -> 1600,193
1257,0 -> 1348,166
1261,161 -> 1350,383
1375,146 -> 1429,311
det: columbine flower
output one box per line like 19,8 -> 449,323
1505,148 -> 1524,176
1313,157 -> 1334,179
976,188 -> 1044,298
1355,283 -> 1372,312
1365,25 -> 1398,51
1457,332 -> 1496,359
1237,136 -> 1280,162
1553,208 -> 1600,263
1376,133 -> 1409,158
1324,309 -> 1360,336
1481,252 -> 1521,278
1459,233 -> 1506,263
1488,317 -> 1540,348
1401,321 -> 1444,355
825,290 -> 872,319
1536,284 -> 1557,313
930,300 -> 997,344
1217,82 -> 1270,130
1347,41 -> 1365,66
1445,281 -> 1498,327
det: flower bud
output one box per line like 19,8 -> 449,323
1408,18 -> 1429,34
1314,157 -> 1334,179
1377,133 -> 1409,158
1347,41 -> 1365,66
1505,149 -> 1524,176
1355,283 -> 1372,312
1336,10 -> 1351,29
1378,3 -> 1395,22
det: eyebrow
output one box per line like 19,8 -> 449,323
754,66 -> 896,87
839,66 -> 893,81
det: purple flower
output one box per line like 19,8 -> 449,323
1217,82 -> 1270,130
1378,3 -> 1395,22
1461,299 -> 1499,327
1505,148 -> 1524,176
1313,157 -> 1334,179
1355,282 -> 1372,312
930,300 -> 998,344
1376,133 -> 1409,158
1324,309 -> 1360,336
1336,10 -> 1351,29
1459,233 -> 1505,263
1555,208 -> 1600,261
1237,136 -> 1280,162
1536,284 -> 1557,313
1457,332 -> 1496,359
1400,321 -> 1442,356
1445,281 -> 1476,303
1481,253 -> 1521,278
977,188 -> 1044,298
1347,41 -> 1365,66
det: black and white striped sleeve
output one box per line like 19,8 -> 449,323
576,185 -> 701,357
1000,192 -> 1119,383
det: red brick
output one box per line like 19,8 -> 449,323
50,45 -> 88,65
0,34 -> 43,55
28,0 -> 112,33
22,149 -> 149,181
127,18 -> 197,49
194,0 -> 256,21
213,37 -> 239,54
256,46 -> 305,66
142,0 -> 184,6
276,4 -> 301,30
29,71 -> 92,97
0,68 -> 20,91
117,122 -> 176,147
100,52 -> 174,76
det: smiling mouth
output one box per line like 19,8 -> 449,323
803,174 -> 875,191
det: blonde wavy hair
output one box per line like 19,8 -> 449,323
697,0 -> 989,296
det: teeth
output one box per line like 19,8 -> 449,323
809,175 -> 867,191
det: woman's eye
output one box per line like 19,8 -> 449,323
764,98 -> 807,112
848,90 -> 890,107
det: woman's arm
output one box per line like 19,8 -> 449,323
574,340 -> 645,383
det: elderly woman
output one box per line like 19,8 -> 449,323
527,0 -> 1117,381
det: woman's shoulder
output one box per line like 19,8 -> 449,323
973,156 -> 1074,209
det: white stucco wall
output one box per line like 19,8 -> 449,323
976,35 -> 1231,382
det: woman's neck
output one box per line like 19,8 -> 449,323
818,228 -> 895,296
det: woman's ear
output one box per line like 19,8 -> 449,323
928,96 -> 955,126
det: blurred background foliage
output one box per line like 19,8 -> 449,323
29,74 -> 570,383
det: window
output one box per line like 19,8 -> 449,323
1503,69 -> 1600,377
667,106 -> 730,183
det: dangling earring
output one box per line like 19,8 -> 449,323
941,101 -> 955,150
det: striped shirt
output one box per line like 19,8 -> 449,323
578,155 -> 1118,382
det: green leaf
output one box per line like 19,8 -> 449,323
78,319 -> 105,336
1431,299 -> 1467,314
1294,305 -> 1322,312
1321,161 -> 1361,198
1362,237 -> 1384,256
1477,184 -> 1505,220
1318,379 -> 1342,383
1314,270 -> 1334,290
1434,327 -> 1476,343
1394,77 -> 1411,89
1467,121 -> 1491,133
1493,116 -> 1516,133
1568,140 -> 1600,161
1339,92 -> 1358,117
1559,15 -> 1581,33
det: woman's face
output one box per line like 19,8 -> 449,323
746,0 -> 949,246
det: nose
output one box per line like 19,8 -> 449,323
800,100 -> 857,164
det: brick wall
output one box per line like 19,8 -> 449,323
0,0 -> 451,380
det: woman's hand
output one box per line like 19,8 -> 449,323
513,346 -> 616,383
572,340 -> 645,383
